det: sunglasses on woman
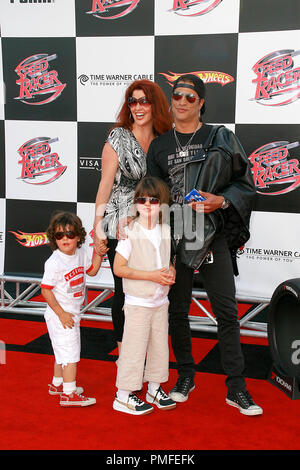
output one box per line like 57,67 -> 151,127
128,96 -> 151,107
54,230 -> 77,240
135,197 -> 160,205
172,91 -> 200,104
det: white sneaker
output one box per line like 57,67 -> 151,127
113,393 -> 153,416
60,391 -> 96,407
146,386 -> 176,410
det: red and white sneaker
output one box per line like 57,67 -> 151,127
48,384 -> 84,396
60,391 -> 96,407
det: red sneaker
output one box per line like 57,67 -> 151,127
60,391 -> 96,407
48,384 -> 84,396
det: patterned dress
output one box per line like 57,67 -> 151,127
102,127 -> 147,238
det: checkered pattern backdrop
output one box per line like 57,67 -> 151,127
0,0 -> 300,301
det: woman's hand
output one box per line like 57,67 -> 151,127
116,216 -> 134,240
93,227 -> 109,255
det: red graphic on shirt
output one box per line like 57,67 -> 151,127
65,267 -> 85,298
70,277 -> 84,287
64,267 -> 84,282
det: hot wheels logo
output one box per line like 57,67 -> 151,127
9,230 -> 49,247
17,137 -> 67,185
86,0 -> 141,19
15,53 -> 66,105
252,49 -> 300,106
249,140 -> 300,195
160,70 -> 234,87
170,0 -> 223,17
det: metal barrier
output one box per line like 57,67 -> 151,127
0,274 -> 269,338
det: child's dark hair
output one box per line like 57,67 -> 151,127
46,211 -> 86,251
134,176 -> 170,204
133,176 -> 170,223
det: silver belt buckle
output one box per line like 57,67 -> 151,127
204,250 -> 214,264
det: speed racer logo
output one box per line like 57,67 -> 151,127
252,49 -> 300,106
170,0 -> 223,16
160,70 -> 234,87
17,137 -> 67,185
15,54 -> 66,105
9,230 -> 49,248
249,140 -> 300,195
86,0 -> 141,19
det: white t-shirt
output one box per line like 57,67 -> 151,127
116,223 -> 169,308
41,246 -> 92,317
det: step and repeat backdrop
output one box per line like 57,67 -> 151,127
0,0 -> 300,301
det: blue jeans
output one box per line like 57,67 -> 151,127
168,233 -> 246,392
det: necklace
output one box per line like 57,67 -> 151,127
173,123 -> 201,158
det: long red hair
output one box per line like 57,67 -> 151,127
113,79 -> 172,136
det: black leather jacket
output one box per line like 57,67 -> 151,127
177,125 -> 256,273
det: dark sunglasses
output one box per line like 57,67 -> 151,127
128,96 -> 151,107
54,230 -> 77,240
135,197 -> 160,205
172,91 -> 200,104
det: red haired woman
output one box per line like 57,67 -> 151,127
93,80 -> 172,354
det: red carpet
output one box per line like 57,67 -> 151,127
1,350 -> 300,451
1,292 -> 300,452
1,320 -> 300,452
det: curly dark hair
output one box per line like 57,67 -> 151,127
46,211 -> 86,251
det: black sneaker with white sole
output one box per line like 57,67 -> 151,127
113,392 -> 153,416
146,386 -> 176,410
169,376 -> 195,403
226,389 -> 263,416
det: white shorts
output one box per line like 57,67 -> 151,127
45,310 -> 81,366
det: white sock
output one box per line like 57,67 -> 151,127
63,381 -> 76,395
117,389 -> 130,402
52,376 -> 63,387
148,382 -> 160,395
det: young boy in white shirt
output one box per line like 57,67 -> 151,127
41,211 -> 102,407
